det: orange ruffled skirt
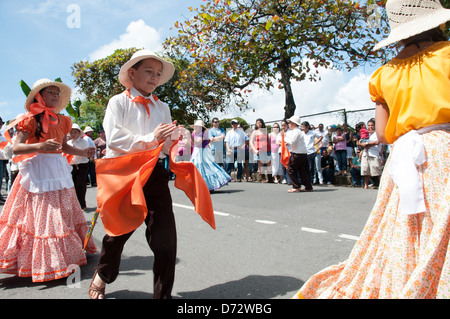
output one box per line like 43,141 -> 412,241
294,129 -> 449,299
0,154 -> 96,282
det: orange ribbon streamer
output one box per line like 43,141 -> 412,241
29,93 -> 59,134
3,93 -> 60,163
169,140 -> 215,230
124,89 -> 159,118
280,134 -> 291,168
95,140 -> 215,237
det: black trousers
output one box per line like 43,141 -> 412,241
287,153 -> 313,190
71,163 -> 89,209
96,163 -> 177,299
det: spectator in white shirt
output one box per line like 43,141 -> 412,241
224,119 -> 248,181
301,121 -> 322,184
284,116 -> 313,193
68,123 -> 89,210
358,119 -> 383,189
83,126 -> 97,187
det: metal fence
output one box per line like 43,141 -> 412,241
265,107 -> 376,130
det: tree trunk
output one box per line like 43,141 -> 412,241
279,54 -> 296,120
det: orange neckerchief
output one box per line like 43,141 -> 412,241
124,89 -> 159,118
4,93 -> 60,163
280,133 -> 291,168
95,140 -> 215,237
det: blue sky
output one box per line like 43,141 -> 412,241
0,0 -> 379,129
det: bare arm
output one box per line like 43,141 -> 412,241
13,131 -> 63,155
375,101 -> 390,145
61,135 -> 96,157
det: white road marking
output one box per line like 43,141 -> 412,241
338,234 -> 360,241
214,211 -> 231,217
173,203 -> 230,216
173,203 -> 359,240
173,203 -> 194,210
255,220 -> 277,225
301,227 -> 328,234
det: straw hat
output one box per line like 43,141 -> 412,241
373,0 -> 450,51
190,119 -> 207,130
119,49 -> 175,89
25,78 -> 71,114
287,115 -> 301,126
72,123 -> 82,131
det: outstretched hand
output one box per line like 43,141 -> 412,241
39,138 -> 62,152
85,147 -> 96,158
154,123 -> 177,142
154,120 -> 184,142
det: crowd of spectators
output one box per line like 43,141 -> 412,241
0,115 -> 389,202
176,116 -> 389,190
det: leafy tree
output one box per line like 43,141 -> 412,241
165,0 -> 394,119
72,48 -> 136,113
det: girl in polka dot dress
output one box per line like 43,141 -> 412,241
0,79 -> 97,282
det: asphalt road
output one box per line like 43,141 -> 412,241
0,179 -> 378,300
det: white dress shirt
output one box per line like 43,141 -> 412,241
103,87 -> 172,158
83,135 -> 96,158
363,132 -> 382,159
284,127 -> 307,154
224,128 -> 248,149
303,130 -> 320,155
315,128 -> 329,147
68,137 -> 89,165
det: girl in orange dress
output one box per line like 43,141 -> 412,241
0,79 -> 97,282
294,0 -> 450,298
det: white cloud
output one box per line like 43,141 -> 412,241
215,67 -> 374,127
329,72 -> 372,111
88,19 -> 163,61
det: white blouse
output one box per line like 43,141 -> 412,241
103,87 -> 173,158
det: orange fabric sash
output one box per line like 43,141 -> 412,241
124,89 -> 159,118
4,93 -> 59,163
169,140 -> 215,230
280,134 -> 291,168
96,140 -> 215,237
63,153 -> 74,164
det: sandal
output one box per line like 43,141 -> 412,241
288,188 -> 302,193
89,270 -> 106,299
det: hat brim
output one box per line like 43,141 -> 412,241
190,122 -> 207,129
119,51 -> 175,89
25,80 -> 71,114
287,117 -> 301,126
373,9 -> 450,51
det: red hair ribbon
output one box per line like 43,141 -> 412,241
4,93 -> 59,143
